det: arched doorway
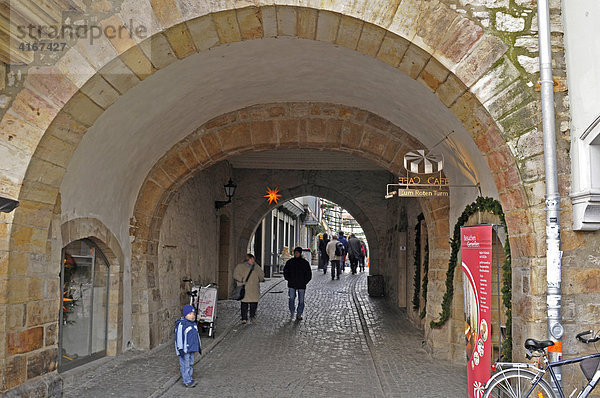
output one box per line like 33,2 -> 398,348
59,239 -> 110,371
246,196 -> 373,277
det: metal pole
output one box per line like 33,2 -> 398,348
536,0 -> 563,390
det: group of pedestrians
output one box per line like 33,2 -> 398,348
230,250 -> 311,323
175,238 -> 364,388
318,231 -> 367,279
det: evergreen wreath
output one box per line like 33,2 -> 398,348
429,196 -> 512,361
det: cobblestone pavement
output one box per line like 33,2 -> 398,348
160,270 -> 467,398
61,278 -> 285,398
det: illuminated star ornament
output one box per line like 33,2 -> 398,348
264,187 -> 281,204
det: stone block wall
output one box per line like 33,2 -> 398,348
156,167 -> 222,345
378,197 -> 424,312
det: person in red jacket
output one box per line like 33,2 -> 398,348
359,239 -> 368,272
283,247 -> 312,321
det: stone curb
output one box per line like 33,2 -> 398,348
148,277 -> 286,397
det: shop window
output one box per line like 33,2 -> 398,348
59,239 -> 109,371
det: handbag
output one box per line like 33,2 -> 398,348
230,264 -> 254,300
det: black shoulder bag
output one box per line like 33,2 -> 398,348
231,264 -> 254,301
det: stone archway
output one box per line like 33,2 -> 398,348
3,6 -> 535,305
236,184 -> 381,264
128,102 -> 459,349
0,2 -> 543,392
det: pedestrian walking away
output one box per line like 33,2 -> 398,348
337,231 -> 348,272
283,247 -> 313,321
347,234 -> 362,275
359,239 -> 368,272
174,304 -> 202,388
318,233 -> 330,274
233,254 -> 265,324
326,235 -> 343,280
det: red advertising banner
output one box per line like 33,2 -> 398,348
461,225 -> 493,398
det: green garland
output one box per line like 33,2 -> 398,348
411,213 -> 430,319
419,239 -> 429,320
429,196 -> 512,361
501,235 -> 512,361
411,213 -> 424,311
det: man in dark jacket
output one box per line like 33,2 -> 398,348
318,233 -> 330,274
347,234 -> 362,274
338,231 -> 348,272
283,247 -> 312,321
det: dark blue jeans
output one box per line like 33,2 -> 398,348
288,288 -> 306,315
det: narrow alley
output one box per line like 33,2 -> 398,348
62,270 -> 466,398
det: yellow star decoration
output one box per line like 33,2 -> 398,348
264,187 -> 282,204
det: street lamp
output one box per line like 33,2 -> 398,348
0,196 -> 19,213
215,178 -> 237,209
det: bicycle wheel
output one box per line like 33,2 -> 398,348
483,369 -> 557,398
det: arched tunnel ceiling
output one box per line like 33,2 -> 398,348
60,37 -> 497,244
228,149 -> 382,170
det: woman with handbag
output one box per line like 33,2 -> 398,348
233,254 -> 265,324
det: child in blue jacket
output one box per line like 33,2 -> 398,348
174,305 -> 202,388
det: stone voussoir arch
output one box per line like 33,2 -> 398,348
4,2 -> 534,222
131,101 -> 428,244
1,1 -> 539,350
237,183 -> 380,258
128,101 -> 458,348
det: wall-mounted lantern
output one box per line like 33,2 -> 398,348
215,178 -> 237,209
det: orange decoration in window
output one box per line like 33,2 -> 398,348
264,187 -> 281,204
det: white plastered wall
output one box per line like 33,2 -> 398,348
563,1 -> 600,230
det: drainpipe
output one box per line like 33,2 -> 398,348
537,0 -> 563,390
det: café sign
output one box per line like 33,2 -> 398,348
386,150 -> 449,198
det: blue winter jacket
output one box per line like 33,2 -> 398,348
174,317 -> 201,355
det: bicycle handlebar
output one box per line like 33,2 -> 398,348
576,330 -> 600,344
182,279 -> 217,287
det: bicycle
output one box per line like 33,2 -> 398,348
483,329 -> 600,398
183,279 -> 218,338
